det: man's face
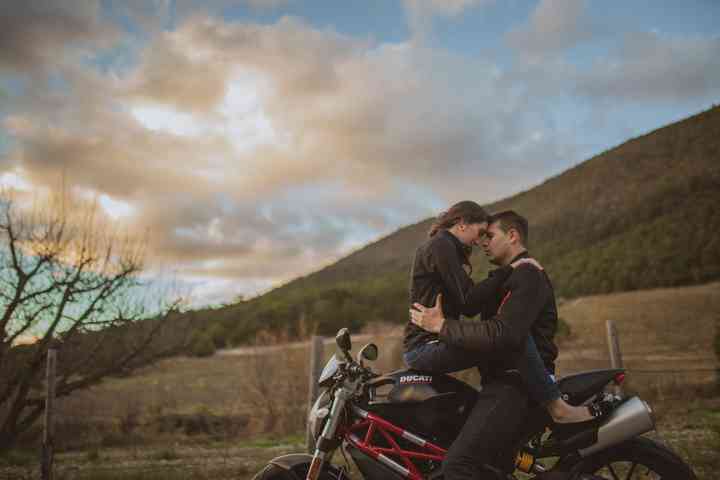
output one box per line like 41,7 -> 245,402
482,221 -> 511,265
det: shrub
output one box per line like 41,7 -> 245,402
557,317 -> 572,339
0,449 -> 36,467
189,331 -> 216,357
86,448 -> 101,462
152,447 -> 180,461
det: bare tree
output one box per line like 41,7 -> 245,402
0,189 -> 188,451
242,330 -> 309,435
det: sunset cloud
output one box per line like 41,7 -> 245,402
0,0 -> 119,75
2,1 -> 719,304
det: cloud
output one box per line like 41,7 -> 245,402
506,0 -> 594,59
124,16 -> 568,185
402,0 -> 493,43
403,0 -> 491,17
3,14 -> 585,303
575,32 -> 720,102
239,0 -> 290,10
109,0 -> 290,38
0,0 -> 119,75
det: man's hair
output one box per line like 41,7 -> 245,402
490,210 -> 529,247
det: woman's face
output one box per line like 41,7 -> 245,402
457,221 -> 488,247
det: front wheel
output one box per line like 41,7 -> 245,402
567,437 -> 697,479
252,456 -> 344,480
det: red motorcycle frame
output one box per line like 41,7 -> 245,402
344,407 -> 447,480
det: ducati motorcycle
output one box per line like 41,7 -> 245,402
253,328 -> 696,480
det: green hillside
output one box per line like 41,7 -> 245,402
194,105 -> 720,348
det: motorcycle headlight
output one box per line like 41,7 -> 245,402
308,389 -> 332,442
318,355 -> 339,387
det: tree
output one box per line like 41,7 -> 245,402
0,190 -> 187,451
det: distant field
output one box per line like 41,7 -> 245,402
557,280 -> 719,369
2,282 -> 718,479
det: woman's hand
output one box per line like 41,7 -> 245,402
410,294 -> 446,333
511,257 -> 543,270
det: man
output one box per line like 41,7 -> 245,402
410,210 -> 564,480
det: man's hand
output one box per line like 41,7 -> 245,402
410,293 -> 446,333
511,257 -> 543,270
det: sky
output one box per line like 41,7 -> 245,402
1,0 -> 719,307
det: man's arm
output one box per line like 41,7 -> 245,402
461,266 -> 512,317
439,266 -> 547,353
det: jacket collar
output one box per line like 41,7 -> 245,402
508,250 -> 530,265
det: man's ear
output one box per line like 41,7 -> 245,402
507,227 -> 519,245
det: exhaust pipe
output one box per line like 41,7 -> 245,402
579,396 -> 655,457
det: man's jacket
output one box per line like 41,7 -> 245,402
440,251 -> 560,375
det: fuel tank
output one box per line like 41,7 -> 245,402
361,369 -> 478,447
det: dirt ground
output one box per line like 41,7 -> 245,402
2,393 -> 718,480
1,282 -> 718,479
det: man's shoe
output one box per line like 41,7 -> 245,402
551,400 -> 609,438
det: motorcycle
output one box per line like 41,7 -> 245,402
253,328 -> 697,480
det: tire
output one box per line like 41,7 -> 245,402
568,437 -> 697,480
252,461 -> 343,480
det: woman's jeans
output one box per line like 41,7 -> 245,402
403,335 -> 560,406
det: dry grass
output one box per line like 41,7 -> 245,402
557,281 -> 720,367
2,282 -> 718,478
1,437 -> 307,480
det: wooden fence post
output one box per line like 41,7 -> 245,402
605,320 -> 624,395
307,335 -> 324,453
41,346 -> 57,480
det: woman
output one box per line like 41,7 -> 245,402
403,200 -> 593,423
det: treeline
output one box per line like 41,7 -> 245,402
187,105 -> 720,354
188,270 -> 411,355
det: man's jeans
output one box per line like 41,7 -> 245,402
444,376 -> 529,480
403,335 -> 560,406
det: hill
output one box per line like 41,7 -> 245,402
194,105 -> 720,346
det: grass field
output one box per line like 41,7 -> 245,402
1,282 -> 718,479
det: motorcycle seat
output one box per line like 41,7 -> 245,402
557,369 -> 624,405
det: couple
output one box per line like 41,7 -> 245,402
404,201 -> 599,480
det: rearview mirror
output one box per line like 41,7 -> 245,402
357,343 -> 378,362
335,328 -> 351,353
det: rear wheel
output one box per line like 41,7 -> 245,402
569,437 -> 696,480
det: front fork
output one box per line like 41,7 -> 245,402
306,387 -> 352,480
